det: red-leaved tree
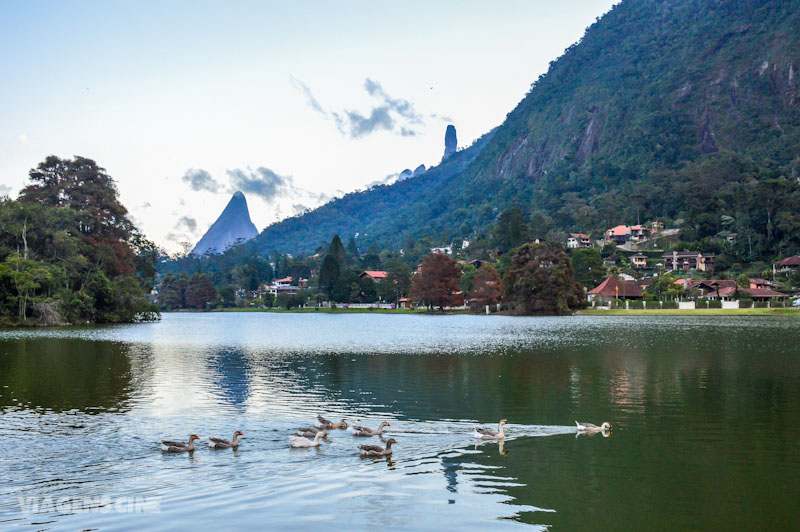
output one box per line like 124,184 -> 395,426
410,252 -> 462,311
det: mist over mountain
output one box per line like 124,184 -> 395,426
192,191 -> 258,255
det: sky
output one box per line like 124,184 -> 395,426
0,0 -> 617,253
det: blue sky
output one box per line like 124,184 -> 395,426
0,1 -> 617,252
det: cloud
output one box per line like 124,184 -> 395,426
292,203 -> 310,216
290,76 -> 327,117
227,167 -> 293,203
0,184 -> 11,196
293,77 -> 424,139
176,215 -> 198,234
334,78 -> 423,138
182,168 -> 222,193
365,172 -> 401,189
18,134 -> 29,146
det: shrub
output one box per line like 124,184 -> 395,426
661,300 -> 678,309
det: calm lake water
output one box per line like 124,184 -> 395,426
1,313 -> 799,531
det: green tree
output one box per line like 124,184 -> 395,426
318,254 -> 340,299
490,207 -> 531,253
570,248 -> 606,289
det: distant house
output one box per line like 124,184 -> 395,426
749,278 -> 779,290
360,270 -> 388,282
716,286 -> 786,302
774,255 -> 800,274
397,297 -> 410,309
431,246 -> 453,255
682,279 -> 736,299
662,251 -> 714,272
605,225 -> 631,245
605,225 -> 648,245
631,254 -> 648,270
587,276 -> 644,304
266,276 -> 307,296
567,233 -> 593,249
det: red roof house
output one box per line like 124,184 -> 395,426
587,277 -> 643,303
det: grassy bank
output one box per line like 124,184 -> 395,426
580,308 -> 800,316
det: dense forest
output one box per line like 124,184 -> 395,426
177,0 -> 800,269
0,156 -> 159,326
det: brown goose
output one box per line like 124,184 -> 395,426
359,438 -> 397,457
316,415 -> 347,429
161,435 -> 200,452
474,419 -> 507,440
353,421 -> 390,437
208,431 -> 243,449
575,421 -> 612,433
296,426 -> 322,438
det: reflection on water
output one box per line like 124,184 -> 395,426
1,313 -> 800,530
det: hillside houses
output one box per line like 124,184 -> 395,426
663,251 -> 714,272
567,233 -> 593,249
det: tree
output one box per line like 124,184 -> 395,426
570,248 -> 606,289
318,254 -> 340,299
381,259 -> 411,303
468,264 -> 503,311
410,252 -> 462,310
0,158 -> 158,325
490,206 -> 531,253
503,242 -> 584,315
328,235 -> 349,270
644,270 -> 682,301
346,237 -> 360,260
185,273 -> 217,309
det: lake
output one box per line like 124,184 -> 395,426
1,313 -> 799,531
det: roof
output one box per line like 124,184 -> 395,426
361,270 -> 388,279
777,255 -> 800,266
606,225 -> 631,235
631,253 -> 647,258
662,251 -> 714,258
570,233 -> 590,239
717,286 -> 785,298
749,278 -> 778,287
587,277 -> 643,298
274,276 -> 307,283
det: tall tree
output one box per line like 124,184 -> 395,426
410,252 -> 462,310
468,264 -> 503,311
503,242 -> 584,315
490,206 -> 531,253
318,254 -> 340,299
328,235 -> 350,271
570,248 -> 606,289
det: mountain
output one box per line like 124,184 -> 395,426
249,0 -> 800,259
192,191 -> 258,255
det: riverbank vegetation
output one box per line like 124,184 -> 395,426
0,156 -> 159,326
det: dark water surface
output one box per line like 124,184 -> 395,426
1,313 -> 799,530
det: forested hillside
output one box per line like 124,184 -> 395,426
238,0 -> 800,261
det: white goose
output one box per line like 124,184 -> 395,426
289,431 -> 327,448
575,421 -> 612,433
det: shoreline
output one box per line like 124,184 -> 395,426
579,308 -> 800,316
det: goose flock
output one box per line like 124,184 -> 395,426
161,416 -> 612,454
